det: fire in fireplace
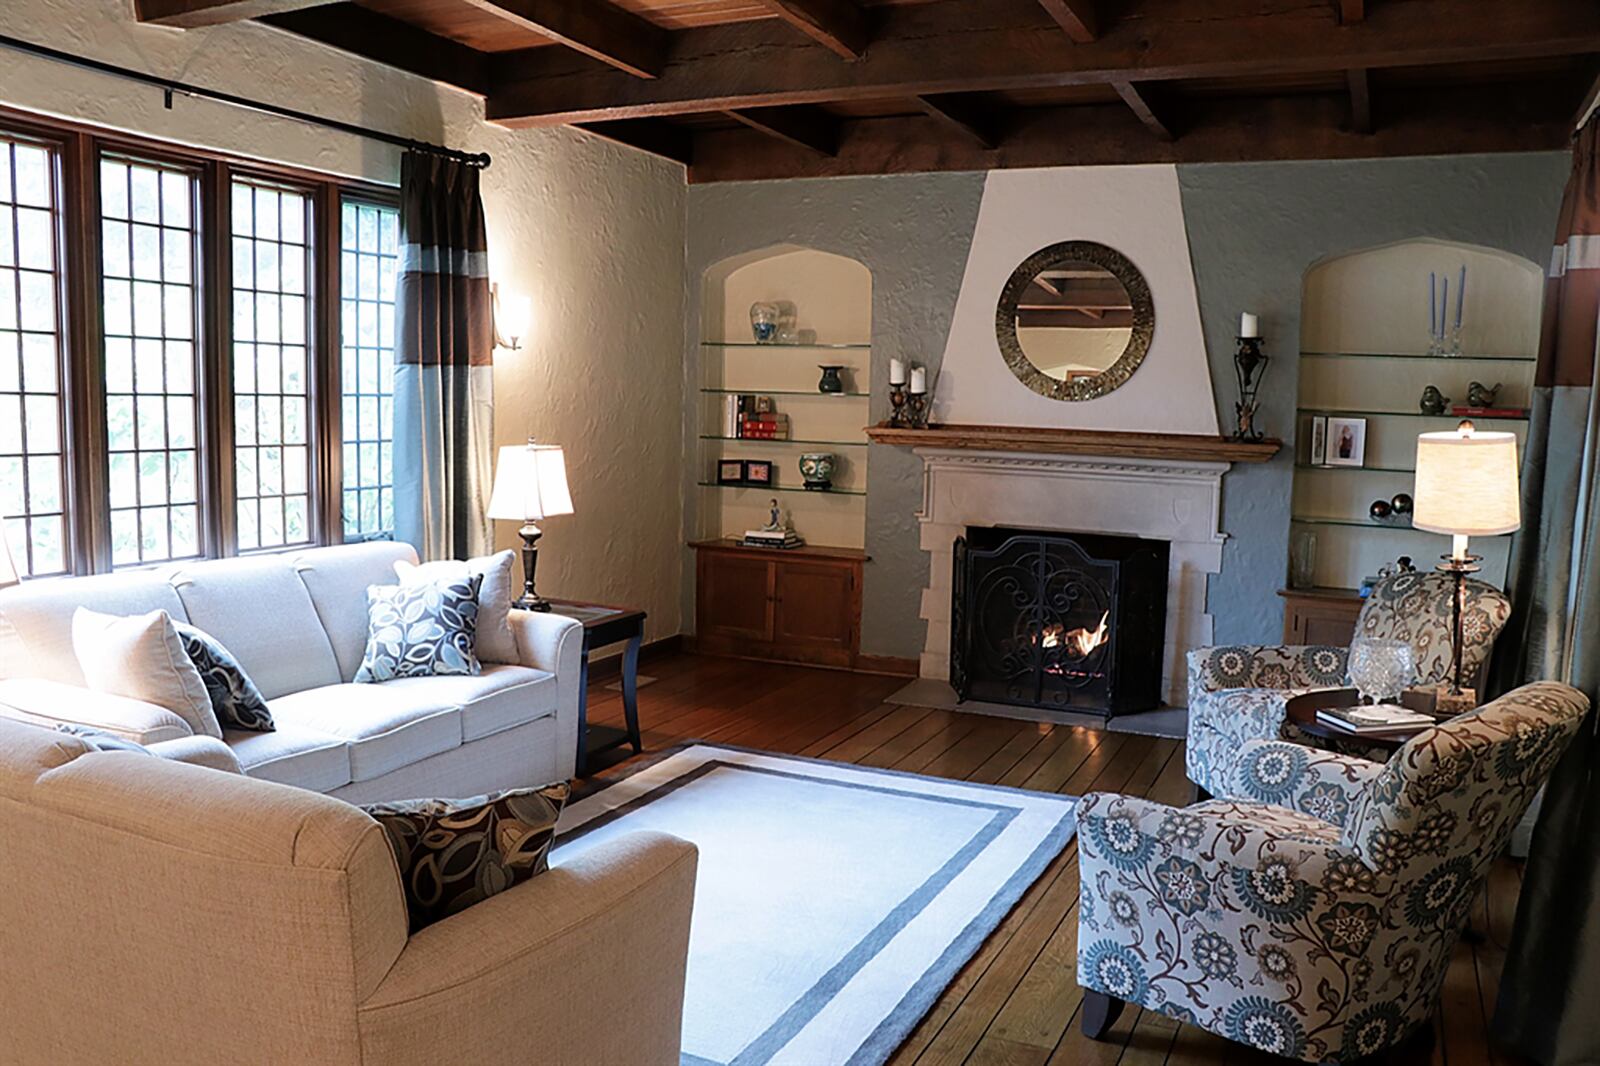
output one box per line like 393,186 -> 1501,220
950,527 -> 1168,717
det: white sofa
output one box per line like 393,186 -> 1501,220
0,542 -> 584,801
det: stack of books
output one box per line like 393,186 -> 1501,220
739,412 -> 789,439
743,528 -> 805,550
1316,703 -> 1435,734
1451,404 -> 1529,419
720,395 -> 786,438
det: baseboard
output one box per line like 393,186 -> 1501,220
587,634 -> 683,683
855,654 -> 919,678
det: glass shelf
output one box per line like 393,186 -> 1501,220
1292,516 -> 1422,531
1296,406 -> 1528,422
702,340 -> 871,350
1296,462 -> 1416,474
701,387 -> 869,398
698,482 -> 866,497
1300,351 -> 1536,363
700,435 -> 868,447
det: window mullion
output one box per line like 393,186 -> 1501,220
61,132 -> 109,574
314,181 -> 341,547
200,158 -> 235,558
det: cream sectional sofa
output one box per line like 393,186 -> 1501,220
0,542 -> 584,801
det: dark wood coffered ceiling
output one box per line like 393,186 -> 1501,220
134,0 -> 1600,182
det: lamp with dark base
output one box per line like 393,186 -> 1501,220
1412,419 -> 1520,698
488,440 -> 574,614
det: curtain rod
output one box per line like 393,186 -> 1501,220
0,33 -> 491,169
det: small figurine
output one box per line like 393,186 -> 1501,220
1391,492 -> 1413,515
1419,385 -> 1450,415
1370,498 -> 1393,520
763,499 -> 783,532
1466,381 -> 1502,407
1396,555 -> 1416,572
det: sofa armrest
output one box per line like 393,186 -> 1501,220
508,608 -> 584,780
358,830 -> 697,1066
1186,644 -> 1348,700
1223,739 -> 1383,827
147,735 -> 243,774
0,678 -> 194,745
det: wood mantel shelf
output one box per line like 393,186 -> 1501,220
863,423 -> 1281,463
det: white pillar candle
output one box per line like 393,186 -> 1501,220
1239,312 -> 1260,339
910,366 -> 927,394
889,357 -> 907,385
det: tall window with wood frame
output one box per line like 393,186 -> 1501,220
340,199 -> 399,542
0,132 -> 67,577
232,178 -> 315,551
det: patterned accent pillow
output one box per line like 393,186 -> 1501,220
172,621 -> 274,732
354,574 -> 484,683
55,722 -> 155,756
362,782 -> 569,932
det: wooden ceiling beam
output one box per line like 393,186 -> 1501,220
683,82 -> 1571,183
752,0 -> 871,60
1111,80 -> 1173,141
458,0 -> 668,79
1347,67 -> 1373,133
487,0 -> 1600,127
915,93 -> 1004,150
1037,0 -> 1097,43
578,119 -> 693,164
1340,0 -> 1366,23
135,0 -> 334,27
724,106 -> 840,156
260,5 -> 491,96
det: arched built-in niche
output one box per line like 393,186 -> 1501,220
1291,238 -> 1540,592
696,246 -> 873,549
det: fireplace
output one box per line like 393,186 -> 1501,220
950,527 -> 1169,717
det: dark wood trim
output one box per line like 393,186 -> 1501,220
1111,80 -> 1174,141
458,0 -> 668,79
200,159 -> 236,559
752,0 -> 871,60
688,538 -> 870,562
684,84 -> 1570,182
577,119 -> 695,164
864,422 -> 1282,463
1574,59 -> 1600,131
486,0 -> 1600,127
313,183 -> 344,546
1037,0 -> 1097,43
915,93 -> 1004,150
1339,0 -> 1366,24
724,106 -> 839,156
133,0 -> 332,28
1347,67 -> 1373,133
59,130 -> 110,574
856,654 -> 919,678
260,5 -> 492,96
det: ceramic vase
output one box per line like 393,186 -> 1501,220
799,452 -> 837,491
816,365 -> 845,394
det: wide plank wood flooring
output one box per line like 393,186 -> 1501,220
584,652 -> 1520,1066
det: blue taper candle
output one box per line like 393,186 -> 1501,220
1429,271 -> 1437,339
1455,264 -> 1466,331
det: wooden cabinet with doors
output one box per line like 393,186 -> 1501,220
692,539 -> 865,668
1278,587 -> 1365,647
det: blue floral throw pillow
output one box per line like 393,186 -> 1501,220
355,574 -> 483,683
173,621 -> 275,732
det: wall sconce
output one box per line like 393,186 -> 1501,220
492,283 -> 533,351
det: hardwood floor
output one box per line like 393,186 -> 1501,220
583,652 -> 1519,1066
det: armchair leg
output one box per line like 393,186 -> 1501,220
1081,990 -> 1125,1041
1191,783 -> 1211,803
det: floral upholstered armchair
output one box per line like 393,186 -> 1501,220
1078,681 -> 1588,1064
1186,571 -> 1511,797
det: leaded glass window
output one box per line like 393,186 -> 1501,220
339,199 -> 398,541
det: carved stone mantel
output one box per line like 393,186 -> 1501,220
913,446 -> 1234,706
866,422 -> 1281,463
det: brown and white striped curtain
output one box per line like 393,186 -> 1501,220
1491,116 -> 1600,1065
392,151 -> 495,561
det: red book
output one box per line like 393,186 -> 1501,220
1450,405 -> 1528,419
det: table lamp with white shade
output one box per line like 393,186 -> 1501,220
0,527 -> 18,589
1412,420 -> 1521,694
487,441 -> 574,612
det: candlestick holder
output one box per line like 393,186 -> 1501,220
888,382 -> 910,427
907,391 -> 929,429
1232,336 -> 1268,442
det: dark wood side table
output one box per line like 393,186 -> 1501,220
544,599 -> 647,776
1283,687 -> 1430,754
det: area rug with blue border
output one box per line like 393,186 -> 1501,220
553,743 -> 1078,1066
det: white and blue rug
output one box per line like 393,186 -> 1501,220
553,744 -> 1078,1066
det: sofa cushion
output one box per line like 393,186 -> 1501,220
0,568 -> 186,686
268,685 -> 463,783
395,550 -> 519,665
379,665 -> 557,742
0,678 -> 194,745
290,542 -> 420,681
227,725 -> 352,792
168,556 -> 342,700
353,575 -> 483,684
360,782 -> 568,932
72,608 -> 221,740
174,621 -> 274,732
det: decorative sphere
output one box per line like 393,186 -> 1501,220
1369,499 -> 1393,520
1390,492 -> 1413,514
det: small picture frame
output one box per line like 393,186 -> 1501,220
1309,414 -> 1328,466
743,460 -> 774,485
717,459 -> 746,485
753,395 -> 775,415
1324,416 -> 1367,467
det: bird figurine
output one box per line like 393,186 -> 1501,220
1419,385 -> 1450,415
1466,381 -> 1502,408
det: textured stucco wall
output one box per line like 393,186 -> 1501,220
683,174 -> 986,659
1177,153 -> 1567,643
0,0 -> 689,639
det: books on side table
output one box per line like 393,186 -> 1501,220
743,528 -> 805,549
1316,703 -> 1436,735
